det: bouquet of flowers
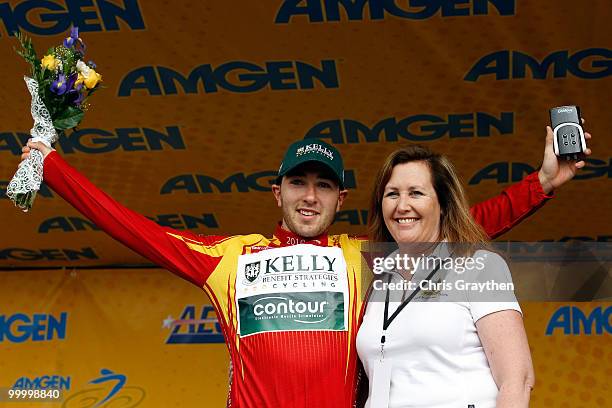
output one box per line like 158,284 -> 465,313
6,27 -> 102,211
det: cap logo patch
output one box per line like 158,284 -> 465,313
296,143 -> 334,161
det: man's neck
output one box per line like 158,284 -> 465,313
273,222 -> 328,247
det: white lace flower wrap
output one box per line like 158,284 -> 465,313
6,76 -> 58,211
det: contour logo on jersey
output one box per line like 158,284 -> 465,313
0,247 -> 98,261
239,292 -> 344,336
0,0 -> 145,37
469,158 -> 611,184
235,245 -> 349,337
118,60 -> 339,96
160,169 -> 357,194
37,213 -> 219,233
546,306 -> 611,335
465,48 -> 612,81
304,112 -> 514,143
164,305 -> 224,344
253,296 -> 331,318
0,126 -> 185,155
0,312 -> 68,343
275,0 -> 515,23
62,369 -> 145,407
12,375 -> 71,390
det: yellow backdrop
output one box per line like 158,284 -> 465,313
0,0 -> 610,406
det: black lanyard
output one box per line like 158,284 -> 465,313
380,263 -> 441,346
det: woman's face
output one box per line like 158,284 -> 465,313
382,161 -> 441,244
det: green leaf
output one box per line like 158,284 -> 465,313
13,31 -> 45,88
53,106 -> 84,130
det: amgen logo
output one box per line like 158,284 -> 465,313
238,291 -> 345,336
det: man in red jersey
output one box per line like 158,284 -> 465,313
21,126 -> 591,407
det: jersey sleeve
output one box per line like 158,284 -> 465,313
470,171 -> 553,239
42,151 -> 226,287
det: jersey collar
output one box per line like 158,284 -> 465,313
273,222 -> 329,247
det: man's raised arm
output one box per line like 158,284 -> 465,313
21,140 -> 227,287
470,123 -> 592,239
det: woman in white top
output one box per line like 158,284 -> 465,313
356,146 -> 534,408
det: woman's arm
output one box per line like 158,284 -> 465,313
476,310 -> 535,408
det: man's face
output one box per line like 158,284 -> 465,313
272,163 -> 348,238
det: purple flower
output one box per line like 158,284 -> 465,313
67,80 -> 85,106
88,60 -> 97,69
50,74 -> 68,95
63,26 -> 79,48
65,74 -> 84,105
63,26 -> 86,54
66,72 -> 78,89
73,91 -> 86,106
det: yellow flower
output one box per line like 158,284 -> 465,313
83,70 -> 102,89
76,70 -> 102,89
41,54 -> 58,70
75,73 -> 85,87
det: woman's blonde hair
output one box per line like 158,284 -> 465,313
367,146 -> 488,247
